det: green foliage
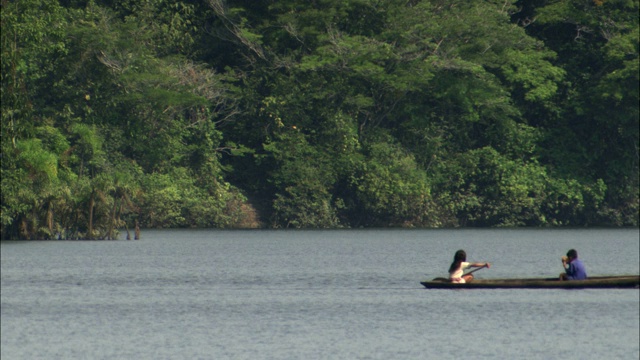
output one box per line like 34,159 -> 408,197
350,135 -> 440,227
437,147 -> 608,227
139,171 -> 187,227
272,184 -> 341,228
264,126 -> 341,228
139,167 -> 246,228
523,0 -> 639,225
16,139 -> 59,183
1,0 -> 638,237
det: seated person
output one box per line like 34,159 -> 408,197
559,249 -> 587,280
449,249 -> 490,283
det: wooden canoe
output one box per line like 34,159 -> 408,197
420,275 -> 640,289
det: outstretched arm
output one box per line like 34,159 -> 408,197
470,262 -> 490,268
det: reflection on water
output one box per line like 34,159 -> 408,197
2,229 -> 639,359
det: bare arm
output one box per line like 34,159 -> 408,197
470,262 -> 490,268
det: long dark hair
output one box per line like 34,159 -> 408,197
449,250 -> 467,274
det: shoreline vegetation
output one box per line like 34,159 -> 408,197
2,1 -> 638,240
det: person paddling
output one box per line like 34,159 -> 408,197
449,249 -> 490,283
559,249 -> 587,280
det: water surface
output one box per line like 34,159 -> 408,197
2,229 -> 639,359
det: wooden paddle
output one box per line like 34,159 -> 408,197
429,263 -> 490,282
463,263 -> 490,277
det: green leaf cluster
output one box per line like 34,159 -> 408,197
2,0 -> 638,238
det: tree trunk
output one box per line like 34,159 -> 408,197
117,197 -> 131,240
47,201 -> 54,238
19,216 -> 29,240
135,219 -> 140,240
88,191 -> 95,240
107,197 -> 118,240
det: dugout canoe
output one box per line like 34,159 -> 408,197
420,275 -> 640,289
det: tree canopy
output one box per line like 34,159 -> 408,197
2,0 -> 638,239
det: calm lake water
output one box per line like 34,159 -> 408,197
2,228 -> 639,359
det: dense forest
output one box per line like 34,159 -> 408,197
1,0 -> 638,239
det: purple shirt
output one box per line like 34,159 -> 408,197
566,258 -> 587,280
